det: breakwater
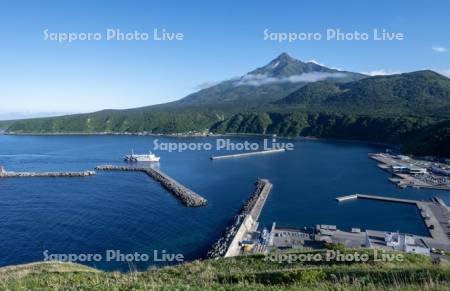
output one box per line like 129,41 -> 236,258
210,149 -> 285,160
95,165 -> 207,207
207,179 -> 272,258
0,170 -> 96,178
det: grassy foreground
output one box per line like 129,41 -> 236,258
1,249 -> 449,290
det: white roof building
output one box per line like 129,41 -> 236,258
385,232 -> 430,256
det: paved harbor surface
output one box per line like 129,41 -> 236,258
369,153 -> 450,191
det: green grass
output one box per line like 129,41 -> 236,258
1,249 -> 449,290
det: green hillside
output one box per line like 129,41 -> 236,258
403,120 -> 450,157
1,248 -> 449,290
277,70 -> 450,116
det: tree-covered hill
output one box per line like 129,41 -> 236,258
276,70 -> 450,117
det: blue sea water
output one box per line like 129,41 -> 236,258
0,135 -> 447,271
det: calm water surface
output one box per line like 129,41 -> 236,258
0,135 -> 447,271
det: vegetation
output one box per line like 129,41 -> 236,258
277,70 -> 450,117
403,120 -> 450,157
1,248 -> 449,290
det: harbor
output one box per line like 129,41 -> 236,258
95,165 -> 207,207
207,179 -> 273,258
2,135 -> 450,271
210,148 -> 286,160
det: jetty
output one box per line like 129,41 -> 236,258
95,165 -> 207,207
210,148 -> 285,160
336,193 -> 450,247
207,179 -> 273,258
0,170 -> 96,178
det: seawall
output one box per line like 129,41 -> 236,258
207,179 -> 273,258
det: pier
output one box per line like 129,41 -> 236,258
336,193 -> 450,247
336,194 -> 419,204
95,165 -> 207,207
207,179 -> 273,258
210,148 -> 285,160
0,170 -> 96,178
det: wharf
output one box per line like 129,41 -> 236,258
95,165 -> 207,207
210,149 -> 285,160
336,194 -> 419,204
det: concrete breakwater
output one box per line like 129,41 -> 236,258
207,179 -> 272,258
95,165 -> 207,207
210,149 -> 286,160
0,170 -> 96,178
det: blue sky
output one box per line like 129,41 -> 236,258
0,0 -> 449,118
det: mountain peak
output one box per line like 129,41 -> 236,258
249,53 -> 334,77
274,52 -> 296,62
178,53 -> 365,104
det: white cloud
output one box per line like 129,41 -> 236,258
307,59 -> 342,71
432,46 -> 448,53
234,72 -> 348,87
439,69 -> 450,77
361,70 -> 401,76
307,59 -> 325,66
193,81 -> 220,90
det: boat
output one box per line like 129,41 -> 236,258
124,150 -> 160,162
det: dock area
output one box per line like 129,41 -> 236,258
207,179 -> 273,258
336,193 -> 450,249
369,153 -> 450,191
0,170 -> 96,178
210,148 -> 285,160
95,165 -> 207,207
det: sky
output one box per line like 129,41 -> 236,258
0,0 -> 449,119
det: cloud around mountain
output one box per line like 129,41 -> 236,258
233,72 -> 348,86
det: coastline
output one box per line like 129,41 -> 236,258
2,131 -> 396,149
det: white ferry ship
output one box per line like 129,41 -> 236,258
124,150 -> 160,162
